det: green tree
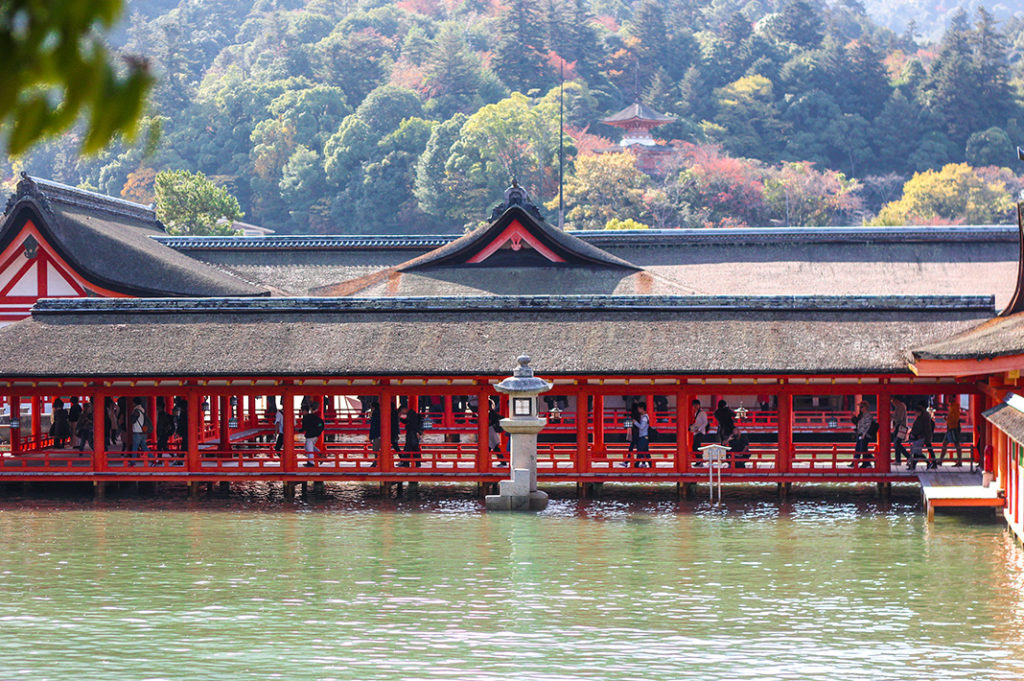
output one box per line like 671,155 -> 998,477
1,0 -> 153,154
415,113 -> 468,221
966,127 -> 1013,167
440,92 -> 565,226
154,169 -> 243,235
423,24 -> 486,119
764,162 -> 862,226
873,162 -> 1017,225
548,152 -> 650,230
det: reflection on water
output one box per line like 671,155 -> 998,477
0,482 -> 1022,680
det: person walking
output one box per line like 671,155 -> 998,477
851,401 -> 874,468
299,405 -> 324,467
76,402 -> 94,452
941,400 -> 963,467
273,400 -> 285,452
400,405 -> 423,468
891,397 -> 909,466
632,403 -> 651,468
68,396 -> 82,449
908,403 -> 937,470
129,397 -> 149,457
690,400 -> 708,465
622,402 -> 640,468
50,398 -> 70,448
487,399 -> 505,466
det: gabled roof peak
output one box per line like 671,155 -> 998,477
5,173 -> 160,229
399,199 -> 638,272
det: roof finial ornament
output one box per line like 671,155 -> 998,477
491,180 -> 543,220
1001,146 -> 1024,316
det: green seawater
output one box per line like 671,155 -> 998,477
0,484 -> 1022,681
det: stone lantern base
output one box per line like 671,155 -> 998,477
485,471 -> 549,511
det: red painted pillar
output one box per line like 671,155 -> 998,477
380,388 -> 394,474
187,391 -> 201,472
576,384 -> 589,473
676,390 -> 688,474
219,395 -> 231,453
282,390 -> 296,473
148,396 -> 158,447
92,392 -> 106,472
777,389 -> 793,474
31,395 -> 41,442
9,395 -> 20,454
444,394 -> 455,430
476,386 -> 489,473
498,392 -> 509,453
876,391 -> 891,474
970,393 -> 984,464
594,395 -> 605,452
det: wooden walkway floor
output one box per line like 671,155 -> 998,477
918,470 -> 1004,521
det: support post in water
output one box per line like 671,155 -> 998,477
485,355 -> 552,512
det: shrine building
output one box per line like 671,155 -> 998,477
0,173 -> 1022,537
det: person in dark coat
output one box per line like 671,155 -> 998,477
174,397 -> 189,453
367,402 -> 381,467
399,406 -> 423,467
76,402 -> 94,452
155,397 -> 174,452
488,400 -> 505,465
908,403 -> 936,470
714,400 -> 735,443
727,428 -> 751,469
50,398 -> 70,448
68,397 -> 82,449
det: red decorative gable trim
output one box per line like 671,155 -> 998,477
467,220 -> 566,264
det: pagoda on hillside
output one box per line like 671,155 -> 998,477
597,99 -> 677,175
601,99 -> 675,147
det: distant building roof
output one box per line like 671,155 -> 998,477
601,101 -> 676,125
0,175 -> 269,298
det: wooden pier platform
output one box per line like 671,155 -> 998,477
918,470 -> 1004,521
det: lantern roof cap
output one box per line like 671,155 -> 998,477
494,355 -> 552,395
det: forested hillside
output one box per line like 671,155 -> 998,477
6,0 -> 1024,233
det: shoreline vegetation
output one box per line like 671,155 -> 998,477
5,0 -> 1024,234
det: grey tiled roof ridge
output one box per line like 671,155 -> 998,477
31,177 -> 159,225
153,225 -> 1017,250
31,294 -> 995,316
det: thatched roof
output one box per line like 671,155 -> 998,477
0,175 -> 268,297
983,395 -> 1024,444
910,311 -> 1024,361
0,295 -> 993,379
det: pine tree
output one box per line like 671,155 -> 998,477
492,0 -> 552,94
971,7 -> 1015,131
922,10 -> 983,150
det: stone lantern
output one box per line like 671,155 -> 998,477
485,355 -> 552,512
